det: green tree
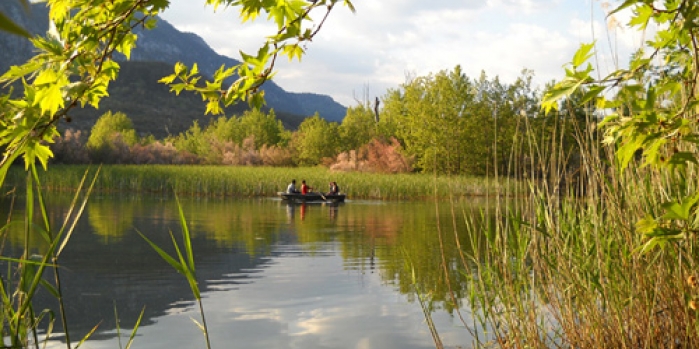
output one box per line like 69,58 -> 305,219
294,114 -> 339,165
86,111 -> 138,162
238,109 -> 289,147
380,66 -> 487,174
0,0 -> 354,180
379,67 -> 539,175
339,104 -> 376,152
173,120 -> 208,158
207,115 -> 243,145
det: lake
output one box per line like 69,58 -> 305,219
1,194 -> 494,349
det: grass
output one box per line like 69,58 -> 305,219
2,164 -> 522,200
0,167 -> 212,348
424,111 -> 699,348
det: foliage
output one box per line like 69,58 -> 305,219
0,0 -> 354,184
338,104 -> 376,152
453,1 -> 699,348
168,109 -> 291,164
0,1 -> 352,346
379,66 -> 536,175
292,113 -> 340,165
0,166 -> 102,348
542,0 -> 699,250
0,0 -> 30,37
158,0 -> 355,114
86,111 -> 138,162
237,109 -> 290,147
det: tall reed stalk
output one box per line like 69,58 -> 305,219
138,194 -> 212,349
0,166 -> 100,348
429,107 -> 699,348
3,165 -> 522,200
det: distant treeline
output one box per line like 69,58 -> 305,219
51,66 -> 592,176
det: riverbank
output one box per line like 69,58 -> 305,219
2,165 -> 522,200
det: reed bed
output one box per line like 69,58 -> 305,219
2,165 -> 521,200
438,113 -> 699,348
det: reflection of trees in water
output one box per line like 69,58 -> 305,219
183,199 -> 286,255
336,201 -> 492,314
88,198 -> 135,242
1,194 -> 495,338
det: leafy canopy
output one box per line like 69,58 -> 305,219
0,0 -> 354,182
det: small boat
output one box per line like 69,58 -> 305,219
278,192 -> 346,203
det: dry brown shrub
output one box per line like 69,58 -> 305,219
173,150 -> 200,164
222,136 -> 262,166
259,144 -> 295,166
108,133 -> 134,164
329,150 -> 359,172
51,129 -> 89,164
330,138 -> 413,173
131,142 -> 196,164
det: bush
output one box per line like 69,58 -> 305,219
330,137 -> 413,173
51,129 -> 89,164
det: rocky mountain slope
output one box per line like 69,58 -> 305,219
0,2 -> 346,136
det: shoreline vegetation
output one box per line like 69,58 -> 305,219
3,1 -> 699,348
1,164 -> 522,200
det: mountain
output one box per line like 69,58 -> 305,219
0,2 -> 346,136
67,61 -> 308,138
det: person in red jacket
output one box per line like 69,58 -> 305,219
301,180 -> 313,195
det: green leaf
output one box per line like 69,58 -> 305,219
572,42 -> 595,68
0,11 -> 30,37
608,0 -> 639,16
668,152 -> 698,167
344,0 -> 356,13
137,230 -> 187,275
541,82 -> 571,114
579,85 -> 605,105
174,195 -> 195,273
282,44 -> 304,61
629,4 -> 653,29
662,201 -> 689,221
662,192 -> 699,221
635,214 -> 658,234
117,33 -> 138,60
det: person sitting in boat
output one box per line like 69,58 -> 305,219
328,181 -> 340,195
301,180 -> 313,195
287,179 -> 299,193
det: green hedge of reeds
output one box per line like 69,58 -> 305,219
441,120 -> 699,348
2,165 -> 521,200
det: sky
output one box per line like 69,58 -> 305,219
158,0 -> 641,107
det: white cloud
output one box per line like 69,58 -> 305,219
159,1 -> 630,107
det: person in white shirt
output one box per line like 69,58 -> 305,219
287,179 -> 299,193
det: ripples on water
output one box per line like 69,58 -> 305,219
1,196 -> 487,349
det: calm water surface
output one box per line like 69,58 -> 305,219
2,194 -> 493,349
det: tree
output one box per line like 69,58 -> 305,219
379,66 -> 527,175
0,0 -> 354,181
86,111 -> 138,162
339,104 -> 376,152
293,113 -> 339,165
238,109 -> 289,148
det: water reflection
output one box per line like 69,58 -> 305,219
0,194 -> 494,348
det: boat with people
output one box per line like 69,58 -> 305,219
281,179 -> 345,203
278,192 -> 346,203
